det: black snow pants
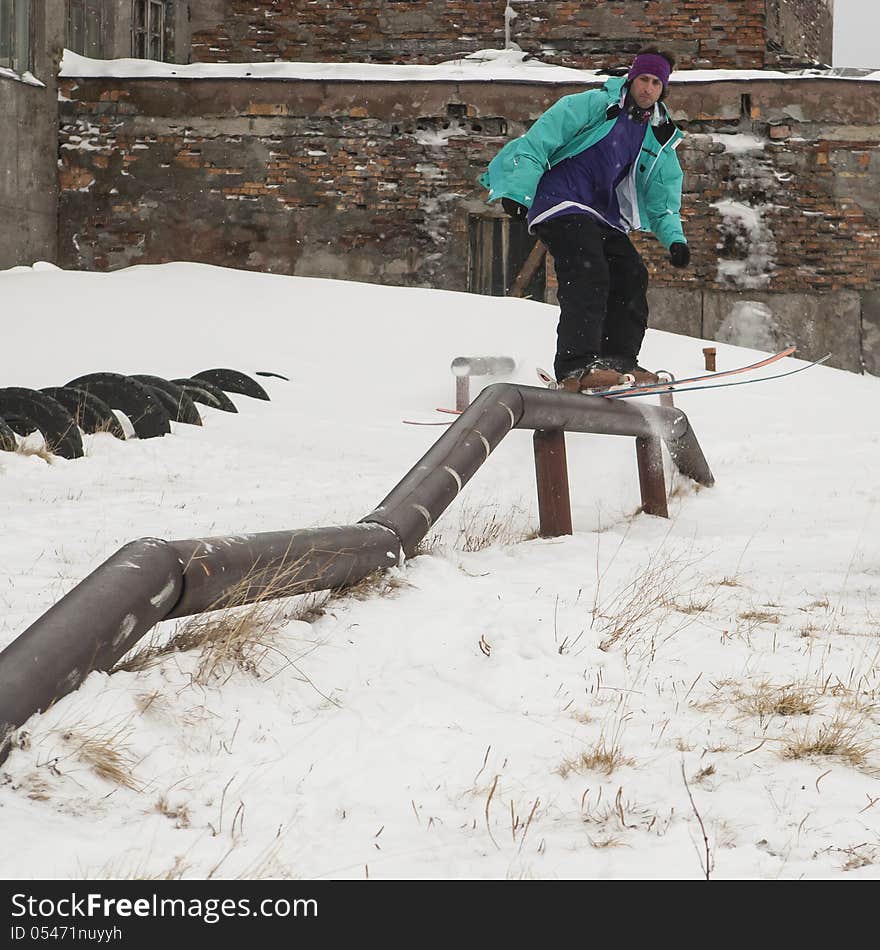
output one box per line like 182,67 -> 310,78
533,213 -> 650,381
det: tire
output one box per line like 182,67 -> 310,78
41,386 -> 126,439
171,378 -> 238,413
0,388 -> 84,459
130,375 -> 202,426
65,373 -> 171,439
0,417 -> 17,452
192,368 -> 270,401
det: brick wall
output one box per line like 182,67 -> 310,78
189,1 -> 828,71
57,75 -> 880,369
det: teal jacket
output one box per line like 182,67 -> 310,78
479,77 -> 686,249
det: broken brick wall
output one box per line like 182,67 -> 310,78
57,75 -> 879,370
190,1 -> 831,71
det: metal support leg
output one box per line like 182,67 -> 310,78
533,429 -> 572,537
635,436 -> 668,518
456,376 -> 470,412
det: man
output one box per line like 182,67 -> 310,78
480,47 -> 690,391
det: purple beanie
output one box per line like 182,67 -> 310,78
627,52 -> 672,88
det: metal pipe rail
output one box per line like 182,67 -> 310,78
0,383 -> 712,762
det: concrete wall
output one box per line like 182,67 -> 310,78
0,1 -> 65,269
56,74 -> 880,371
766,0 -> 834,66
189,1 -> 829,70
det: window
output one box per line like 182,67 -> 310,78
132,0 -> 165,61
0,0 -> 31,73
67,0 -> 105,59
468,214 -> 546,301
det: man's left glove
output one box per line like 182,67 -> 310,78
669,242 -> 690,268
502,197 -> 528,221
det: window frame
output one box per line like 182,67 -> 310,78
66,0 -> 105,60
0,0 -> 32,74
131,0 -> 166,62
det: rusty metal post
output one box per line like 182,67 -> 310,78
635,436 -> 668,517
659,392 -> 675,409
702,347 -> 717,372
533,429 -> 572,537
455,376 -> 470,412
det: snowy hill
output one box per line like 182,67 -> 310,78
1,262 -> 878,880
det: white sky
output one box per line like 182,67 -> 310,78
833,0 -> 880,67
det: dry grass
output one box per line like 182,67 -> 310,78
737,680 -> 817,719
673,599 -> 712,616
558,734 -> 633,778
88,854 -> 190,880
116,559 -> 407,682
700,678 -> 819,721
155,795 -> 191,828
455,502 -> 537,553
715,576 -> 742,588
14,441 -> 55,463
782,715 -> 873,766
61,726 -> 141,790
737,609 -> 781,624
591,546 -> 702,654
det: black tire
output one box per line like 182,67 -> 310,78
192,368 -> 270,401
41,386 -> 126,439
172,378 -> 238,413
130,375 -> 202,426
0,417 -> 17,452
0,388 -> 84,459
65,373 -> 171,439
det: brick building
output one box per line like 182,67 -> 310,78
9,1 -> 880,373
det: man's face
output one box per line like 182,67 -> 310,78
630,73 -> 664,109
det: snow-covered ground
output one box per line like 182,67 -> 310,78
1,262 -> 878,880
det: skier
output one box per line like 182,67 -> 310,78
480,47 -> 690,391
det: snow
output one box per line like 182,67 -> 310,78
1,262 -> 879,880
0,66 -> 44,87
712,199 -> 778,290
716,301 -> 781,351
59,48 -> 880,85
709,133 -> 766,155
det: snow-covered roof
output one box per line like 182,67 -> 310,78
60,48 -> 880,84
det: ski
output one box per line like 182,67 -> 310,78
536,344 -> 797,396
402,417 -> 455,426
609,352 -> 831,398
417,348 -> 826,423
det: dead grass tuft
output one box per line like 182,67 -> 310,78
592,546 -> 702,653
62,727 -> 141,790
116,558 -> 406,681
155,795 -> 191,827
737,609 -> 781,624
14,441 -> 55,463
456,503 -> 537,553
558,735 -> 633,778
715,576 -> 742,588
673,599 -> 712,616
782,715 -> 873,766
738,680 -> 817,719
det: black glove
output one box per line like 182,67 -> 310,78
669,242 -> 690,268
502,197 -> 528,221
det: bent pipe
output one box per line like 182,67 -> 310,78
0,383 -> 711,762
363,383 -> 713,556
0,524 -> 401,762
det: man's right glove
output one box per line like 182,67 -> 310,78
502,197 -> 528,221
669,242 -> 690,268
